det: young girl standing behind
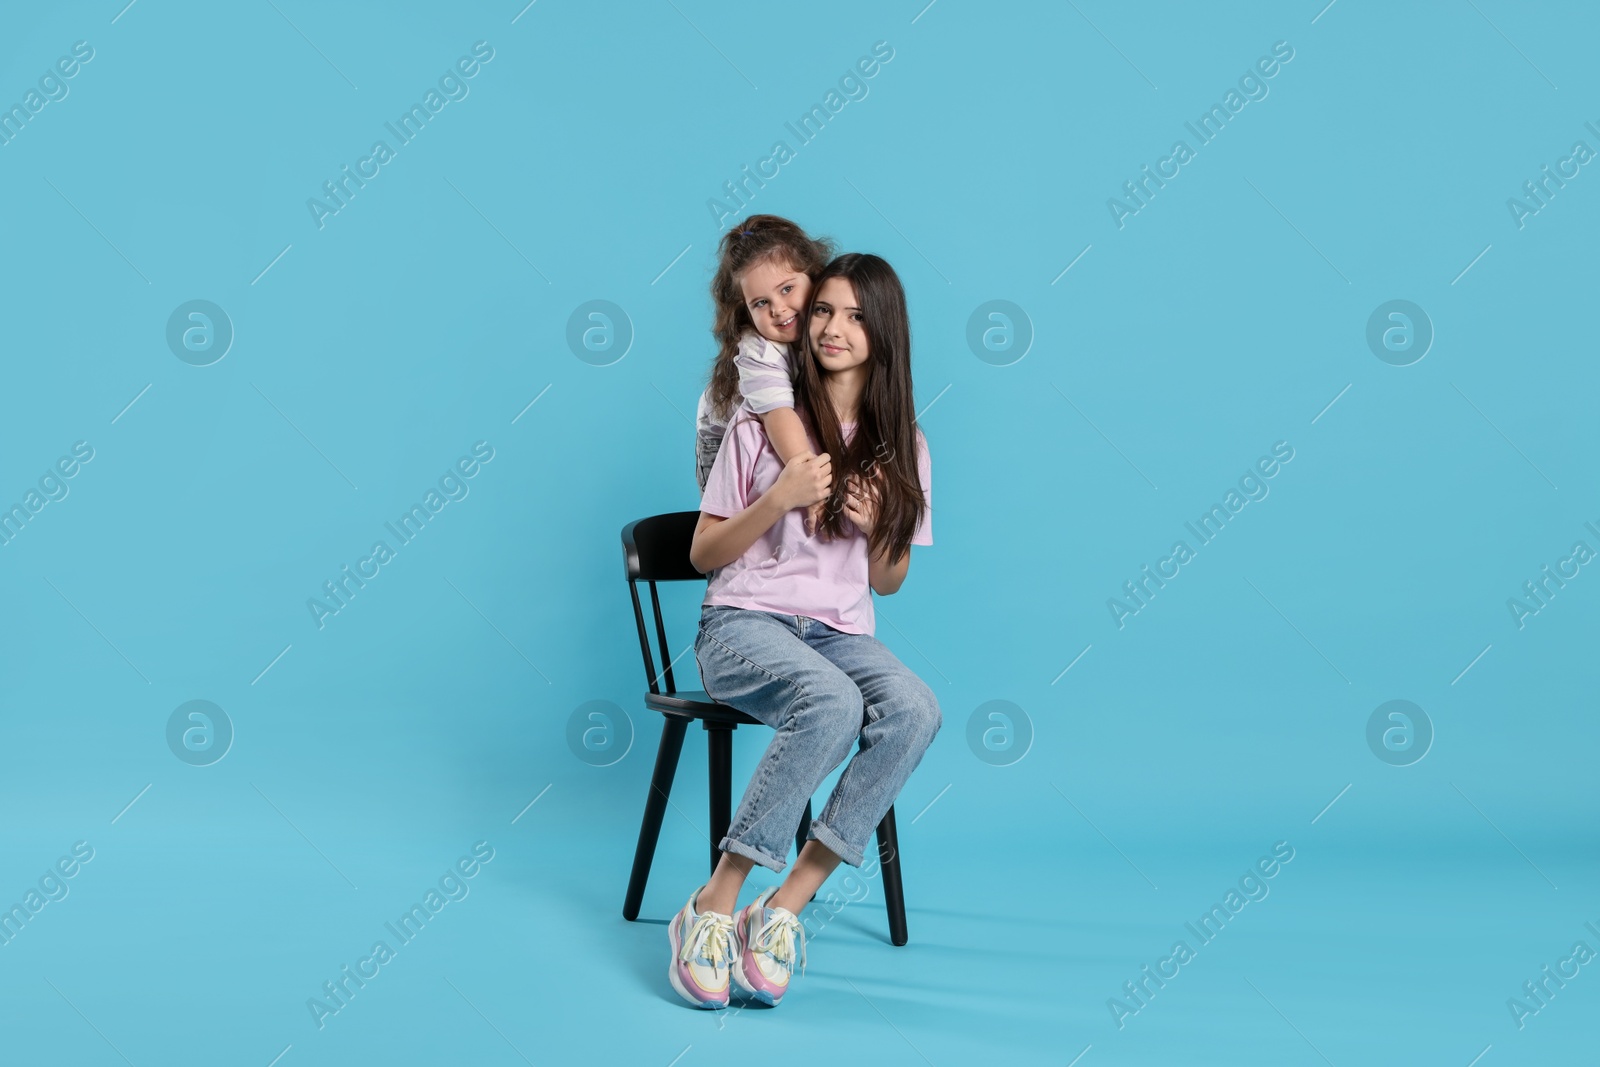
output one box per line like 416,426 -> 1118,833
669,253 -> 938,1009
694,215 -> 834,530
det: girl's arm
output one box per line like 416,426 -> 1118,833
736,334 -> 824,532
868,540 -> 912,596
847,472 -> 916,595
736,334 -> 813,466
690,452 -> 833,573
765,406 -> 829,535
757,406 -> 813,466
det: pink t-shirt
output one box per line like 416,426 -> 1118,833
699,404 -> 932,636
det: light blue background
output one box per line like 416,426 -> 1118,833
1,1 -> 1595,1064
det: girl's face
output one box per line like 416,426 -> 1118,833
738,258 -> 811,345
808,276 -> 869,374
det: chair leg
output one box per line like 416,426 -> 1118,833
795,799 -> 813,859
623,716 -> 689,921
876,805 -> 908,946
707,723 -> 734,878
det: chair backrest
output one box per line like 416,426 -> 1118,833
622,511 -> 705,696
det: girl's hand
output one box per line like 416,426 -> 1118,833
774,452 -> 832,513
841,472 -> 881,538
804,500 -> 826,537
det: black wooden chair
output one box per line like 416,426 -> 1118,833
619,510 -> 909,946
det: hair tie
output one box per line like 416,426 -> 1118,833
739,229 -> 753,236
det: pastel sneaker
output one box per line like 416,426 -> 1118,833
731,886 -> 807,1005
667,886 -> 735,1009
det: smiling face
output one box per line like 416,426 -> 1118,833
807,276 -> 869,375
738,257 -> 811,346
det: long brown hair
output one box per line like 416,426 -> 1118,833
793,253 -> 926,565
705,215 -> 834,424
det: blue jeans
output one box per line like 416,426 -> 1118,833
694,426 -> 722,494
693,604 -> 942,872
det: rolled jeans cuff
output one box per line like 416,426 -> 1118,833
807,819 -> 865,868
719,835 -> 788,874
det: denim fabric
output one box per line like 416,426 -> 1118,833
693,604 -> 942,872
695,425 -> 723,494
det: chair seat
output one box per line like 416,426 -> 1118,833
644,689 -> 760,726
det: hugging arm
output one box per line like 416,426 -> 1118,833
757,406 -> 813,467
689,452 -> 834,574
736,335 -> 818,505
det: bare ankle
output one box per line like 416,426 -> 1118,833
698,886 -> 736,917
768,888 -> 806,914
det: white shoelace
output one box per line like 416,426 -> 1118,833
680,912 -> 735,970
752,908 -> 807,977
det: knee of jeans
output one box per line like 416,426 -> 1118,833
905,680 -> 942,745
805,675 -> 865,742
